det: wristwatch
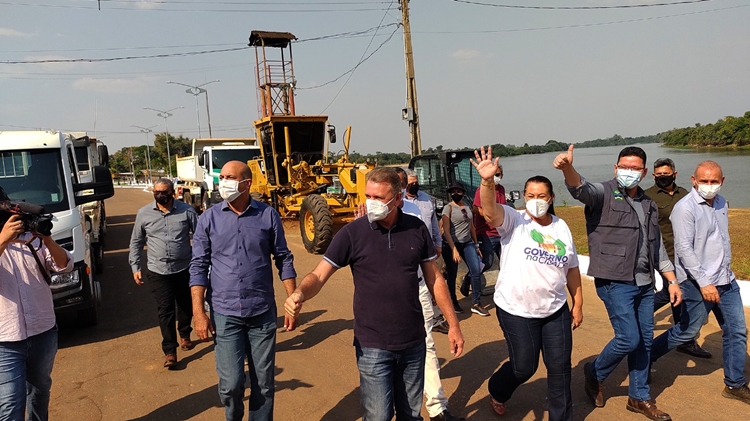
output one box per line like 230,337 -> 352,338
668,280 -> 679,285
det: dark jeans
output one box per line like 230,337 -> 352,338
146,268 -> 193,354
214,309 -> 277,421
653,280 -> 747,387
592,281 -> 654,401
0,326 -> 58,421
479,233 -> 502,271
489,306 -> 573,421
355,340 -> 426,421
443,240 -> 482,305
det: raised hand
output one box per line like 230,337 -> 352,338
470,146 -> 500,180
553,144 -> 574,170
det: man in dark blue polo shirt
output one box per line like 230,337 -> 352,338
284,167 -> 464,421
190,161 -> 297,421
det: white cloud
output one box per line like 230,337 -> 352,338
134,1 -> 161,10
0,27 -> 33,38
449,49 -> 494,64
72,77 -> 153,94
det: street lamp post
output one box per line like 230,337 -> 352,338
144,106 -> 183,178
132,124 -> 158,185
167,80 -> 220,138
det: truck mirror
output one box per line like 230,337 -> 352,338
73,165 -> 114,206
327,125 -> 336,144
199,151 -> 207,167
98,145 -> 109,167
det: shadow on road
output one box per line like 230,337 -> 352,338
58,213 -> 161,349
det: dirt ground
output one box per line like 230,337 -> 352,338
49,188 -> 750,420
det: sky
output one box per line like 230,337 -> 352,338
1,0 -> 749,155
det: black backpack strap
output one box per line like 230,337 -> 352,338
25,239 -> 51,286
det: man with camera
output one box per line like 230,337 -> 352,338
0,189 -> 73,421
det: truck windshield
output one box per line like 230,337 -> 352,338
0,149 -> 70,213
211,149 -> 261,171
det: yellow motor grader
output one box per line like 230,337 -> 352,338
246,30 -> 375,254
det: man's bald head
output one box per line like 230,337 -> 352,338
221,160 -> 252,181
694,160 -> 723,179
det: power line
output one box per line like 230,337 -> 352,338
416,3 -> 750,34
0,46 -> 249,64
0,1 -> 391,12
319,1 -> 398,113
449,0 -> 715,10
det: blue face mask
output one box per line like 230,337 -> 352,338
616,169 -> 642,189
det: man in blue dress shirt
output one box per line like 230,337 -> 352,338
650,160 -> 750,405
190,161 -> 297,421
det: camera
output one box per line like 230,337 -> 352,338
0,201 -> 54,236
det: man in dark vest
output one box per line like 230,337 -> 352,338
553,145 -> 682,421
644,158 -> 711,359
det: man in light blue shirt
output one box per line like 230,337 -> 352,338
651,160 -> 750,405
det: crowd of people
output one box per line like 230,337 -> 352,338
1,145 -> 747,421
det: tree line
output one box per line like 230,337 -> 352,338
108,133 -> 192,176
660,111 -> 750,148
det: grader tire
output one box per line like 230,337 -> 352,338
299,194 -> 333,254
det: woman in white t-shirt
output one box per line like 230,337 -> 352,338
471,147 -> 583,421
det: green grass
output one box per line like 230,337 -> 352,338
556,206 -> 750,280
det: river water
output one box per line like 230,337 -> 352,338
494,143 -> 750,208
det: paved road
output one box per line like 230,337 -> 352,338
50,188 -> 750,420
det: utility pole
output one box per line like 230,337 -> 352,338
401,0 -> 422,157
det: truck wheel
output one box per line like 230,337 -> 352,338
77,304 -> 98,327
92,242 -> 104,274
299,194 -> 333,254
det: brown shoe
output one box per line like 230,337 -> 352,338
180,337 -> 195,351
584,362 -> 604,407
722,384 -> 750,405
164,353 -> 177,368
489,398 -> 505,416
626,398 -> 671,421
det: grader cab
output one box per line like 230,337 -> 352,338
247,30 -> 374,254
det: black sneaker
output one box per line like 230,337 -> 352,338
459,274 -> 470,297
430,410 -> 465,421
453,302 -> 464,314
676,341 -> 712,359
722,384 -> 750,405
432,318 -> 450,334
471,304 -> 490,317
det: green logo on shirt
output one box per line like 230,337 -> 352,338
530,229 -> 567,257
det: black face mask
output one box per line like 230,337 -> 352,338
406,182 -> 419,196
451,193 -> 464,203
654,175 -> 675,189
154,192 -> 173,205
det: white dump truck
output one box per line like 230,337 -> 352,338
176,138 -> 260,212
0,130 -> 114,326
72,135 -> 109,275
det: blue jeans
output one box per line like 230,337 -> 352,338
591,281 -> 654,401
355,340 -> 426,421
479,234 -> 501,271
0,326 -> 58,421
445,241 -> 483,305
653,280 -> 747,387
489,306 -> 573,421
214,309 -> 277,421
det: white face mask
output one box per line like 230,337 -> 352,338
218,178 -> 248,202
616,169 -> 642,189
696,183 -> 721,200
525,198 -> 551,218
366,197 -> 395,223
493,175 -> 503,185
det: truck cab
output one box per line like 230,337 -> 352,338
176,138 -> 260,212
408,150 -> 519,214
0,131 -> 114,326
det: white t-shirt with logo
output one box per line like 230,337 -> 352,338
493,206 -> 579,319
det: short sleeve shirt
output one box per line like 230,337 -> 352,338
493,207 -> 579,318
324,210 -> 436,350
